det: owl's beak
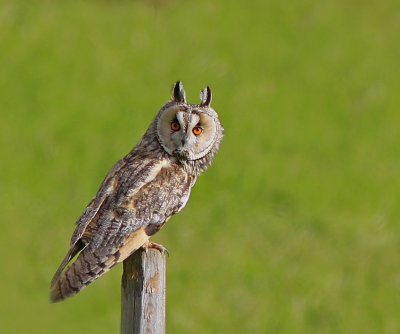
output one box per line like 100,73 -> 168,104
174,147 -> 190,161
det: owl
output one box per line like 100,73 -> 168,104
49,81 -> 224,303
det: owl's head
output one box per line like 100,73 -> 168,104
156,81 -> 224,171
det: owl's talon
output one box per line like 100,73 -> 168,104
144,242 -> 169,256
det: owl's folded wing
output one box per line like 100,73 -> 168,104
49,157 -> 176,303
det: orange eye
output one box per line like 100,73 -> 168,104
171,121 -> 180,131
192,126 -> 203,135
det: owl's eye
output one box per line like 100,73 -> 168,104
192,126 -> 203,136
171,121 -> 180,131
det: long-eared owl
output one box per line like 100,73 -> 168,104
50,81 -> 224,302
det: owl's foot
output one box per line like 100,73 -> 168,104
144,242 -> 169,256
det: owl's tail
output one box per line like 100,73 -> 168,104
49,228 -> 150,303
49,247 -> 118,303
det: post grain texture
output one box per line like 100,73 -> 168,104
121,248 -> 166,334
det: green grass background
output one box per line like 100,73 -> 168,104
1,0 -> 399,332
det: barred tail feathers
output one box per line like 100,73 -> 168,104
49,249 -> 112,303
49,227 -> 149,303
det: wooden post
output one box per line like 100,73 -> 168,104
121,248 -> 166,334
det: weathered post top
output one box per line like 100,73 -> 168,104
121,248 -> 166,334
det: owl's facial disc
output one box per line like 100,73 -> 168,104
157,105 -> 217,161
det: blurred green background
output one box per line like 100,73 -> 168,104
1,0 -> 399,333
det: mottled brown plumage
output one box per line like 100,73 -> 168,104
49,81 -> 224,302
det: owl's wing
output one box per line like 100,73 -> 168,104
49,158 -> 127,288
49,157 -> 181,303
70,157 -> 127,248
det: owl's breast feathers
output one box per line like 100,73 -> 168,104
50,156 -> 195,303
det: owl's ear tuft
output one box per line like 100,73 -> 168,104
172,81 -> 186,103
199,86 -> 212,106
